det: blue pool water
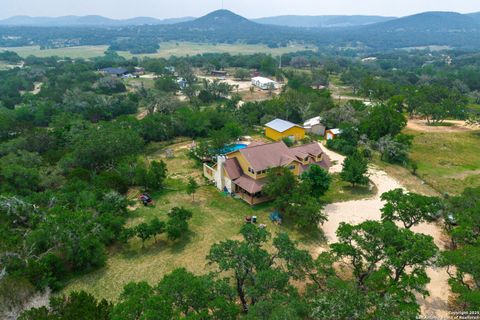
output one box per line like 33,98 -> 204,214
222,143 -> 247,154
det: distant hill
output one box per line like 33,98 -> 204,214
254,15 -> 395,28
331,11 -> 480,50
0,15 -> 195,26
176,10 -> 260,30
1,10 -> 480,52
468,12 -> 480,23
366,11 -> 480,32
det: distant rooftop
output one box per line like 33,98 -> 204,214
265,118 -> 302,133
252,76 -> 277,84
101,67 -> 128,75
328,128 -> 342,135
304,116 -> 322,127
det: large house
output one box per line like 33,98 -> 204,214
265,119 -> 306,141
203,141 -> 331,205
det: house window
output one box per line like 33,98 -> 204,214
248,167 -> 254,174
288,165 -> 296,170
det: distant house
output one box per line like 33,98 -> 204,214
265,119 -> 306,142
211,70 -> 228,77
325,128 -> 342,140
100,67 -> 129,77
165,66 -> 176,73
176,78 -> 188,90
303,116 -> 326,136
134,67 -> 145,76
203,141 -> 331,205
252,77 -> 278,90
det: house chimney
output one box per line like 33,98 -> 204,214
215,155 -> 226,190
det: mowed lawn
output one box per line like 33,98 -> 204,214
1,42 -> 316,60
63,143 -> 325,301
405,128 -> 480,194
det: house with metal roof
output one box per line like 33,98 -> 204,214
100,67 -> 129,77
264,119 -> 306,141
203,141 -> 331,205
303,116 -> 326,136
252,77 -> 278,90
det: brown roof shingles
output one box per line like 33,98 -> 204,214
289,143 -> 324,158
239,141 -> 296,172
234,176 -> 266,194
224,158 -> 242,180
239,141 -> 328,172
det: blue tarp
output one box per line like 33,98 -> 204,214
270,211 -> 282,222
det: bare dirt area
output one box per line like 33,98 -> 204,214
199,76 -> 253,91
2,289 -> 50,320
139,73 -> 158,79
407,119 -> 480,133
328,82 -> 368,103
198,75 -> 283,101
136,108 -> 148,120
320,146 -> 451,319
32,82 -> 43,94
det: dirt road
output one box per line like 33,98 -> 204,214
407,119 -> 480,133
320,145 -> 450,319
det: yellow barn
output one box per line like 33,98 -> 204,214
265,119 -> 306,141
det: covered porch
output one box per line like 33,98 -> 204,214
232,176 -> 271,205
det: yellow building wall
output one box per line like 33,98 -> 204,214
265,126 -> 306,141
227,151 -> 256,179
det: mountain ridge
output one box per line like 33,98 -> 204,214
253,15 -> 395,28
1,10 -> 479,31
0,15 -> 195,26
364,11 -> 480,31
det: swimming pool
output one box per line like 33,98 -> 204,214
222,143 -> 247,154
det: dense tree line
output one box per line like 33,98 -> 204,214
20,205 -> 441,319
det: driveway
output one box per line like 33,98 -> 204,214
320,145 -> 450,319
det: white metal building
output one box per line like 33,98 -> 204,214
251,77 -> 278,90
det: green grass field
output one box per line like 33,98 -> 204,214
0,45 -> 111,59
1,42 -> 316,60
323,174 -> 377,203
405,129 -> 480,194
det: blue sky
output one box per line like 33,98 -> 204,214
1,0 -> 479,19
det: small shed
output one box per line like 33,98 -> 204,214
303,116 -> 326,136
211,70 -> 228,77
325,128 -> 342,140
